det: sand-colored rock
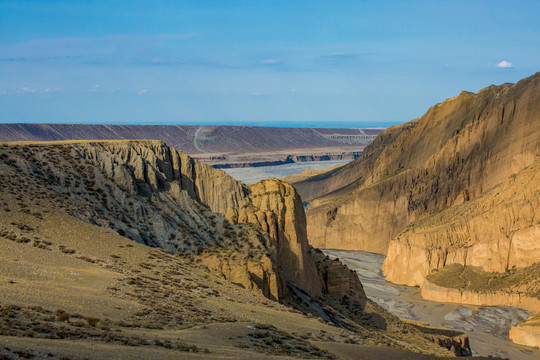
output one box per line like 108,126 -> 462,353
420,279 -> 540,313
293,73 -> 540,288
382,161 -> 540,286
0,140 -> 369,306
311,252 -> 366,299
72,140 -> 250,214
198,253 -> 285,301
226,179 -> 323,297
510,316 -> 540,349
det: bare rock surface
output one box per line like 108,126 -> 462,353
295,72 -> 540,286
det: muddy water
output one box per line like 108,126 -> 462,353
222,159 -> 350,184
323,249 -> 540,360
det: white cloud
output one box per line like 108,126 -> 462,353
137,89 -> 148,95
261,59 -> 281,65
88,84 -> 101,92
19,86 -> 36,93
497,60 -> 513,68
40,87 -> 61,93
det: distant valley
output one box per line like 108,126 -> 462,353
0,124 -> 382,168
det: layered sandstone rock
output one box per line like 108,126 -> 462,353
72,140 -> 250,214
510,316 -> 540,349
226,179 -> 322,297
198,252 -> 285,301
295,73 -> 540,287
420,280 -> 540,313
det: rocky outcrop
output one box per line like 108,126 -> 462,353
309,248 -> 366,299
510,316 -> 540,349
294,72 -> 540,288
382,160 -> 540,286
404,320 -> 472,357
0,140 -> 367,303
72,140 -> 250,214
198,252 -> 285,301
420,279 -> 540,313
226,179 -> 322,297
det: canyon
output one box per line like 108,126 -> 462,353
1,72 -> 538,355
292,72 -> 540,349
0,140 -> 474,359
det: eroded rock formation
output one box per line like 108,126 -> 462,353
0,140 -> 472,356
294,72 -> 540,288
226,179 -> 322,297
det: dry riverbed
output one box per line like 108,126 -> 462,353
323,249 -> 540,360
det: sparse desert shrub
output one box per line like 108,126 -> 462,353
85,317 -> 99,327
13,349 -> 35,359
59,246 -> 76,254
56,311 -> 69,322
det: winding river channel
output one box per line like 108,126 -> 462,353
223,161 -> 540,359
323,250 -> 540,360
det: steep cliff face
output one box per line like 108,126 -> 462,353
298,73 -> 540,287
0,140 -> 366,303
72,140 -> 250,214
0,141 -> 283,299
383,161 -> 540,286
226,179 -> 322,297
293,123 -> 413,204
510,314 -> 540,349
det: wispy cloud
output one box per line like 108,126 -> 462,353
260,59 -> 281,65
19,86 -> 36,93
0,33 -> 201,67
496,60 -> 513,68
41,87 -> 61,93
137,89 -> 148,95
0,56 -> 82,63
88,84 -> 101,92
322,52 -> 362,61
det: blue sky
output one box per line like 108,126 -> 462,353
1,0 -> 539,127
